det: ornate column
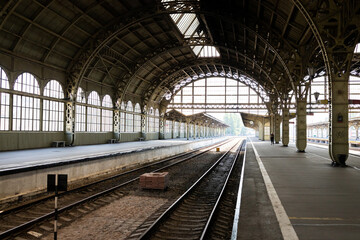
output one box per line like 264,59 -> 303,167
296,98 -> 307,152
159,116 -> 165,139
275,113 -> 281,144
311,1 -> 359,164
65,101 -> 75,146
171,120 -> 175,139
270,113 -> 275,137
193,123 -> 196,139
258,120 -> 265,141
186,120 -> 190,140
282,107 -> 290,146
113,109 -> 120,141
141,109 -> 147,140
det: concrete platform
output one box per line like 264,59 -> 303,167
241,137 -> 360,240
0,137 -> 224,173
0,137 -> 226,202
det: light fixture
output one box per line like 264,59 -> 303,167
307,67 -> 315,77
314,91 -> 320,102
213,71 -> 219,76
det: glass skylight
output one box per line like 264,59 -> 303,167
162,0 -> 220,58
193,46 -> 220,58
355,43 -> 360,53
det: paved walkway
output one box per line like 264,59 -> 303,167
0,137 -> 223,172
245,137 -> 360,240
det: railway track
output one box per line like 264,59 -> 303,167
137,138 -> 247,240
0,138 -> 233,239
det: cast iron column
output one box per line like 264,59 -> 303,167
282,108 -> 290,146
275,113 -> 281,144
296,99 -> 307,152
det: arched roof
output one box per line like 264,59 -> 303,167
0,0 -> 359,109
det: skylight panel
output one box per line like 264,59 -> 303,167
177,14 -> 197,35
355,43 -> 360,53
161,0 -> 220,58
170,14 -> 182,23
198,46 -> 220,58
184,16 -> 200,37
191,46 -> 202,56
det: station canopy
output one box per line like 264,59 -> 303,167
0,0 -> 359,109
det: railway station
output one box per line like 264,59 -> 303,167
0,0 -> 360,239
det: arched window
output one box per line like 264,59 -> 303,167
312,128 -> 317,137
317,128 -> 322,138
349,126 -> 356,139
43,80 -> 64,131
171,77 -> 265,115
155,109 -> 160,132
147,107 -> 155,132
13,73 -> 40,131
134,103 -> 141,132
323,128 -> 328,138
87,91 -> 101,132
102,95 -> 113,132
76,88 -> 86,131
120,102 -> 125,132
125,101 -> 133,132
0,67 -> 10,130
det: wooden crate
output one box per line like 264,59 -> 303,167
139,172 -> 169,190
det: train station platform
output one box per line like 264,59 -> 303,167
240,137 -> 360,240
0,137 -> 226,202
0,137 -> 226,173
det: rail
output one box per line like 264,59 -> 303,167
139,138 -> 246,239
0,138 -> 233,239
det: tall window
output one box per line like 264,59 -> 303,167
134,103 -> 141,132
155,109 -> 160,132
0,67 -> 10,130
125,101 -> 133,132
147,107 -> 155,132
43,80 -> 64,131
120,102 -> 125,132
180,122 -> 185,137
174,121 -> 179,136
87,91 -> 101,132
165,120 -> 172,133
13,73 -> 40,131
102,95 -> 113,132
76,88 -> 86,131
